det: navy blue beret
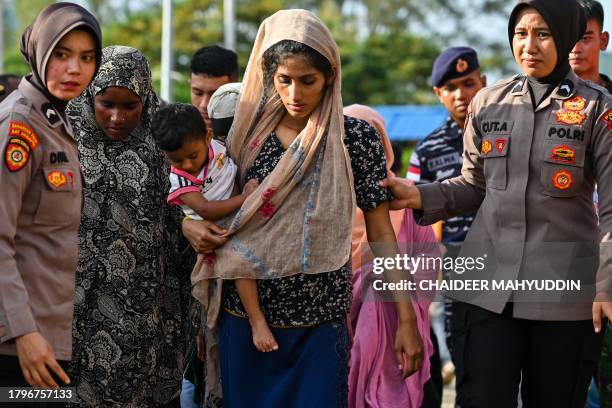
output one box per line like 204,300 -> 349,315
431,46 -> 480,87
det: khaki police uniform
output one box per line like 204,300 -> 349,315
413,69 -> 612,408
416,70 -> 612,320
0,78 -> 82,361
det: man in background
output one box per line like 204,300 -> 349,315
570,0 -> 611,92
189,45 -> 239,130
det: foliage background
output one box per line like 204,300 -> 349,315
3,0 -> 518,104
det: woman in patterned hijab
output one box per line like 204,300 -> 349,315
66,46 -> 195,407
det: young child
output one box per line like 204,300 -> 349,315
152,103 -> 278,352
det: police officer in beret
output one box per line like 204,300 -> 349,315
407,46 -> 486,386
382,0 -> 612,406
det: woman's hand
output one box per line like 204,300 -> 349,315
379,178 -> 423,210
16,332 -> 70,388
394,318 -> 424,378
182,218 -> 228,254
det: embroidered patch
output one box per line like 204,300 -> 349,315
550,145 -> 576,164
214,153 -> 226,169
495,138 -> 507,154
601,110 -> 612,132
456,59 -> 468,73
41,103 -> 60,125
556,110 -> 587,126
8,121 -> 39,150
563,96 -> 586,112
5,143 -> 29,171
47,170 -> 67,188
481,139 -> 493,155
8,137 -> 31,153
552,170 -> 573,190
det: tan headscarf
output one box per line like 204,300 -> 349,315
192,9 -> 355,289
195,9 -> 356,401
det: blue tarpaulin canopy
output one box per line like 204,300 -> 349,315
374,105 -> 448,142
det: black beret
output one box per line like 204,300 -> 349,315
431,46 -> 480,87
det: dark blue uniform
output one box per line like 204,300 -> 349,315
407,117 -> 476,244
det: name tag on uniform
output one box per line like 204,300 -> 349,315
481,120 -> 514,135
426,152 -> 462,171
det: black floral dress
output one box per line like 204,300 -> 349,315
223,116 -> 390,326
66,46 -> 197,407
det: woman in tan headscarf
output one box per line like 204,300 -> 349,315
182,10 -> 424,406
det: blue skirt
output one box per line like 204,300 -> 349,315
219,311 -> 349,408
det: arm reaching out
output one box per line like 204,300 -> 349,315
181,179 -> 260,221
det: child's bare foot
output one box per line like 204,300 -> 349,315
250,317 -> 278,352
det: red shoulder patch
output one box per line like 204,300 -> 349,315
5,142 -> 30,172
601,109 -> 612,131
9,121 -> 39,150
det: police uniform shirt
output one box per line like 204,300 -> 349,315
407,117 -> 475,244
601,73 -> 612,94
415,71 -> 612,321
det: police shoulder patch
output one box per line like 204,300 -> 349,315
8,121 -> 39,150
5,141 -> 30,171
601,109 -> 612,132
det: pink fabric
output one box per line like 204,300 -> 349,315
166,186 -> 201,206
169,166 -> 205,184
349,209 -> 439,408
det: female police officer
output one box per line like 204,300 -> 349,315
381,0 -> 612,406
0,3 -> 101,390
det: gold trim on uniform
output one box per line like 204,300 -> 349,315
481,139 -> 493,155
563,96 -> 586,112
47,170 -> 67,188
556,110 -> 587,126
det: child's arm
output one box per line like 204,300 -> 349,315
181,179 -> 259,221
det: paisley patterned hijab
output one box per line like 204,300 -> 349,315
66,46 -> 194,406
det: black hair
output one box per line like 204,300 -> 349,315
262,40 -> 334,90
580,0 -> 604,29
190,45 -> 239,80
151,103 -> 206,152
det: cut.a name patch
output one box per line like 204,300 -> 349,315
481,120 -> 514,135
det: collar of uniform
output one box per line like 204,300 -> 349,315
550,70 -> 579,100
600,73 -> 612,93
18,77 -> 67,130
444,116 -> 462,137
510,74 -> 529,96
